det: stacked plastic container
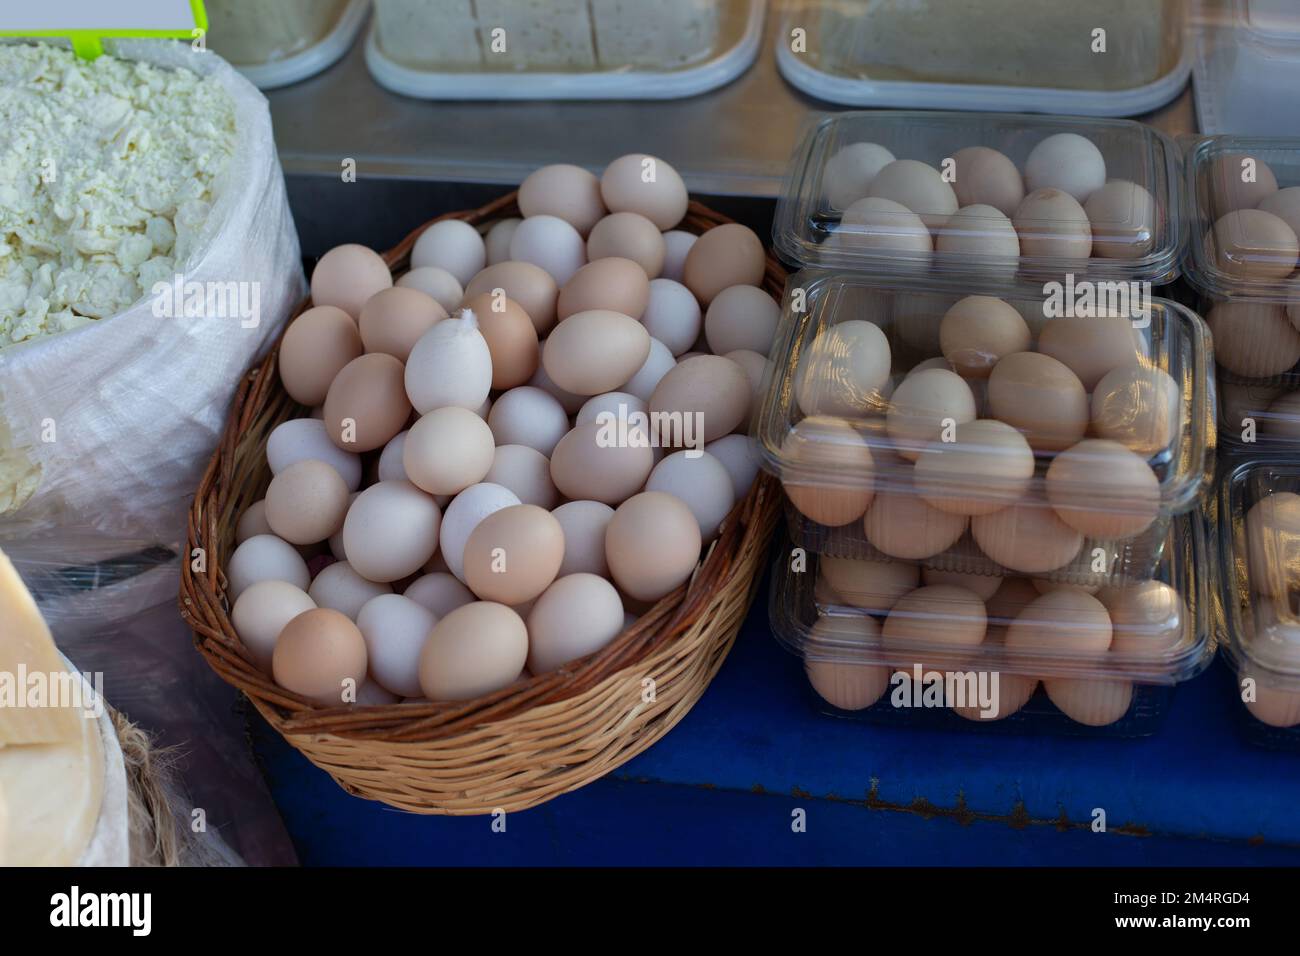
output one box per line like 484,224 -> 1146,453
758,111 -> 1217,734
205,0 -> 369,89
1194,0 -> 1300,136
1183,135 -> 1300,745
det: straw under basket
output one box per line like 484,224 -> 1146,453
179,192 -> 782,814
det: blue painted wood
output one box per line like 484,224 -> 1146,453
251,579 -> 1300,865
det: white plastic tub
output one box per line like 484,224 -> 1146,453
1195,0 -> 1300,135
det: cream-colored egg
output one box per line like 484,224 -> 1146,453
272,608 -> 369,705
551,500 -> 615,577
649,354 -> 752,443
704,285 -> 780,357
1210,152 -> 1279,215
795,319 -> 892,417
402,571 -> 475,618
606,491 -> 702,602
820,556 -> 919,613
311,244 -> 392,318
1045,439 -> 1160,539
1210,209 -> 1299,280
950,146 -> 1024,218
463,261 -> 559,336
1043,677 -> 1133,726
404,311 -> 493,414
971,495 -> 1083,573
838,197 -> 933,253
528,345 -> 588,414
781,416 -> 875,526
509,214 -> 587,286
1024,133 -> 1106,202
1240,669 -> 1300,728
266,418 -> 362,491
358,286 -> 447,363
342,480 -> 441,582
265,460 -> 350,546
934,204 -> 1020,275
403,407 -> 496,496
355,593 -> 436,698
1205,301 -> 1300,378
411,219 -> 485,287
863,489 -> 968,560
1084,179 -> 1156,259
323,353 -> 411,453
587,212 -> 666,278
1014,188 -> 1093,259
236,500 -> 272,544
886,368 -> 977,460
1106,580 -> 1186,656
437,482 -> 521,582
823,142 -> 896,209
231,580 -> 317,673
550,421 -> 654,505
865,159 -> 959,223
645,450 -> 735,541
527,573 -> 626,674
682,223 -> 765,306
1245,492 -> 1300,598
882,586 -> 988,667
396,266 -> 463,312
484,444 -> 560,509
487,386 -> 570,457
543,310 -> 651,396
308,561 -> 391,619
1258,187 -> 1300,242
805,617 -> 891,710
1091,364 -> 1181,456
419,602 -> 528,701
519,163 -> 607,236
600,153 -> 689,231
227,534 -> 310,599
278,306 -> 363,406
1037,316 -> 1145,391
987,351 -> 1088,452
1006,590 -> 1112,653
939,296 -> 1031,379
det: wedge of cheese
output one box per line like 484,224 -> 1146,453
0,548 -> 81,745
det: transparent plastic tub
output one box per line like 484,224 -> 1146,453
773,112 -> 1183,285
1216,366 -> 1300,450
205,0 -> 367,90
768,508 -> 1214,736
1216,457 -> 1300,744
1194,0 -> 1300,136
754,272 -> 1216,583
1183,135 -> 1300,304
778,0 -> 1190,117
366,0 -> 763,100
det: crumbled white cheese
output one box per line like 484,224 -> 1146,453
0,44 -> 236,347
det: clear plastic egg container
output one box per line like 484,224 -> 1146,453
773,111 -> 1182,285
768,509 -> 1214,737
753,272 -> 1215,584
1215,456 -> 1300,745
1183,136 -> 1300,303
1216,366 -> 1300,450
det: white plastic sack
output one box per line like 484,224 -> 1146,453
0,39 -> 306,629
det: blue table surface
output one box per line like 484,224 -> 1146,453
252,579 -> 1300,866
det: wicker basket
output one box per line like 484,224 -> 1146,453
179,192 -> 783,814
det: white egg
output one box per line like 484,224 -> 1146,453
526,573 -> 625,674
342,480 -> 442,582
642,278 -> 702,356
396,266 -> 463,312
705,285 -> 781,356
327,492 -> 358,561
404,310 -> 494,413
1025,133 -> 1107,203
411,219 -> 486,286
484,218 -> 522,265
226,534 -> 309,599
308,561 -> 392,619
623,337 -> 677,403
356,593 -> 437,698
551,500 -> 616,577
645,450 -> 736,540
353,682 -> 400,706
823,142 -> 896,209
266,418 -> 362,491
377,430 -> 409,482
509,215 -> 587,285
660,231 -> 698,283
230,580 -> 316,673
438,482 -> 521,582
402,572 -> 475,618
577,391 -> 647,426
483,444 -> 560,509
705,434 -> 761,500
486,386 -> 571,456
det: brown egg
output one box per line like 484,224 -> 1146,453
1005,590 -> 1112,653
1245,492 -> 1300,598
921,568 -> 1002,601
557,257 -> 651,321
600,153 -> 689,231
550,421 -> 654,505
950,146 -> 1024,218
1013,188 -> 1092,259
1209,209 -> 1300,280
543,310 -> 651,395
310,244 -> 392,319
953,672 -> 1039,721
885,368 -> 977,460
1210,152 -> 1279,216
323,353 -> 411,452
882,585 -> 987,666
987,352 -> 1088,452
358,286 -> 447,362
819,556 -> 919,613
863,489 -> 968,560
795,319 -> 892,417
587,212 -> 666,278
403,406 -> 496,496
971,494 -> 1083,573
1037,316 -> 1145,391
278,306 -> 363,406
804,617 -> 891,711
264,460 -> 351,545
984,577 -> 1043,623
1046,439 -> 1161,539
779,416 -> 875,526
463,261 -> 559,335
1090,365 -> 1181,456
1106,580 -> 1186,655
462,504 -> 565,605
913,419 -> 1035,516
606,491 -> 702,602
1204,301 -> 1300,378
939,296 -> 1031,378
461,292 -> 539,389
418,602 -> 528,701
649,354 -> 751,443
484,444 -> 561,509
1042,677 -> 1133,726
683,223 -> 766,306
1084,179 -> 1156,259
272,608 -> 369,705
519,163 -> 607,236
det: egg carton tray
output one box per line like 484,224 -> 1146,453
783,503 -> 1171,588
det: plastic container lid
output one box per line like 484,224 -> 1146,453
1217,369 -> 1300,448
365,0 -> 763,100
753,272 -> 1215,575
1217,458 -> 1300,711
1183,136 -> 1300,303
1239,0 -> 1300,42
206,0 -> 367,91
770,508 -> 1213,685
774,112 -> 1182,285
776,0 -> 1190,117
1193,1 -> 1300,135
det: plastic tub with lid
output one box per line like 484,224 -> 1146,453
1216,456 -> 1300,748
1194,0 -> 1300,136
776,0 -> 1190,116
205,0 -> 369,90
768,507 -> 1215,736
774,112 -> 1183,286
365,0 -> 764,100
753,272 -> 1215,586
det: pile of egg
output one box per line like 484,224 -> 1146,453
226,155 -> 770,707
805,559 -> 1188,727
782,293 -> 1179,575
1238,492 -> 1300,728
822,133 -> 1156,267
